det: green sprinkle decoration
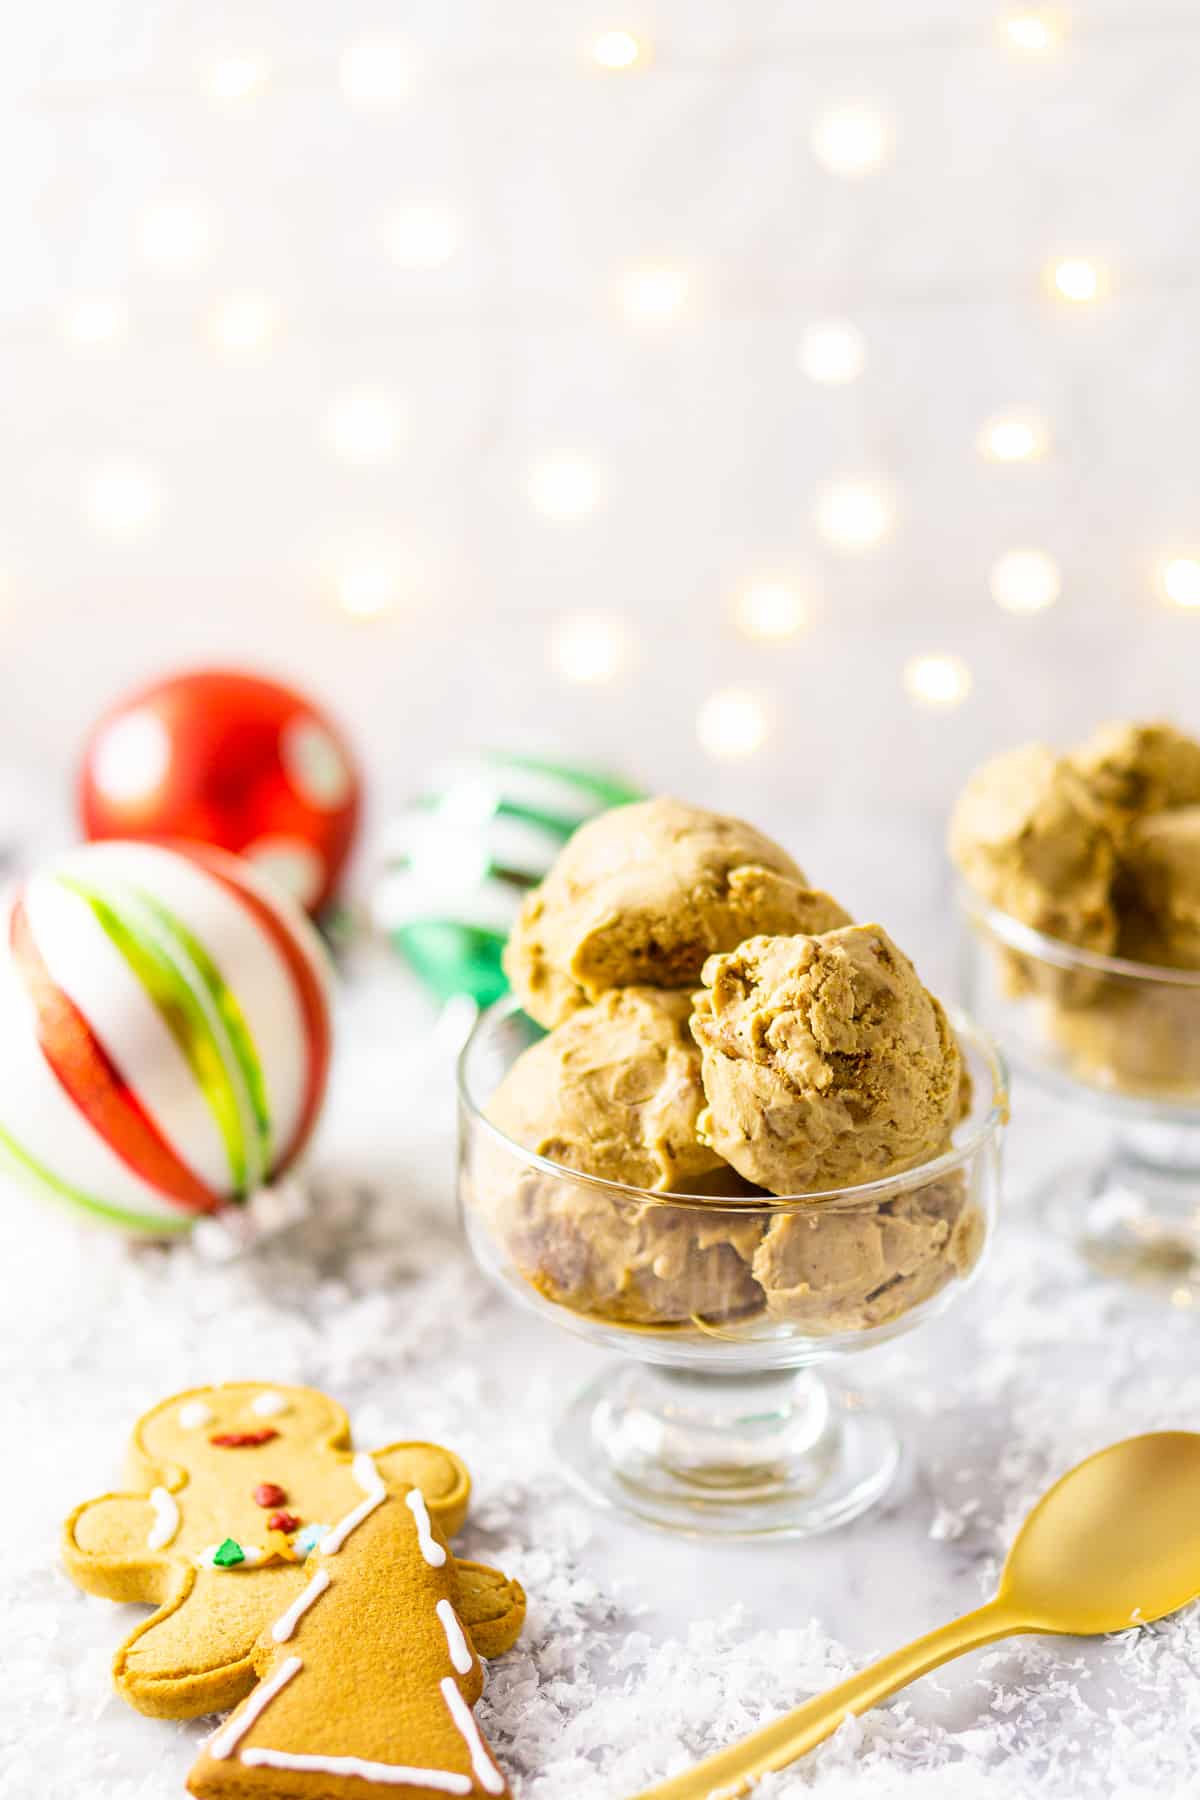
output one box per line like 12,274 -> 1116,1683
213,1538 -> 245,1567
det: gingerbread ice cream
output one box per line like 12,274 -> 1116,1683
503,795 -> 850,1028
690,924 -> 965,1194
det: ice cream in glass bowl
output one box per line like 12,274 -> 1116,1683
458,798 -> 1007,1537
952,722 -> 1200,1287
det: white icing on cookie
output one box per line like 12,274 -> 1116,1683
208,1654 -> 302,1760
197,1542 -> 268,1570
436,1599 -> 474,1676
251,1390 -> 289,1417
271,1568 -> 331,1643
239,1749 -> 471,1792
441,1676 -> 505,1793
147,1487 -> 179,1551
178,1401 -> 214,1430
320,1452 -> 387,1555
406,1489 -> 447,1568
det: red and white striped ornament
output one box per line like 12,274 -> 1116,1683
0,840 -> 332,1236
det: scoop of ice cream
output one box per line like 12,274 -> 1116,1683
948,743 -> 1117,955
486,986 -> 725,1191
503,795 -> 851,1028
751,1174 -> 983,1331
1116,807 -> 1200,969
475,1174 -> 765,1325
1071,720 -> 1200,820
690,924 -> 964,1194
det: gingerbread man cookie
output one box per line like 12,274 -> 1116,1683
62,1383 -> 525,1728
189,1473 -> 509,1798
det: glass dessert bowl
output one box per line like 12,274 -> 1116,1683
458,997 -> 1007,1538
960,889 -> 1200,1287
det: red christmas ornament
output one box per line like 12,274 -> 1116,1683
79,669 -> 360,914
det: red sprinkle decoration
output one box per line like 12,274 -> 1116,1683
254,1483 -> 287,1509
267,1511 -> 301,1535
209,1429 -> 279,1448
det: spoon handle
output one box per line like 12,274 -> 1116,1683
631,1599 -> 1026,1800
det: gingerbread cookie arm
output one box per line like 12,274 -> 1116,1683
113,1564 -> 317,1720
371,1442 -> 472,1536
64,1491 -> 180,1603
453,1561 -> 527,1660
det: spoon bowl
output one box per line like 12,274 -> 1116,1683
999,1430 -> 1200,1634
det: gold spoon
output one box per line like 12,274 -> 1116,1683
633,1431 -> 1200,1800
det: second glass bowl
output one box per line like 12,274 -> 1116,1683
458,998 -> 1007,1538
959,888 -> 1200,1287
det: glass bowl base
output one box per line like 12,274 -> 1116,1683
1041,1146 -> 1200,1291
552,1362 -> 900,1538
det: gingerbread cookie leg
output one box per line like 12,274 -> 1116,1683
189,1487 -> 510,1800
454,1561 -> 527,1660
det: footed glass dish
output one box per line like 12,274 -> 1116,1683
458,998 -> 1007,1539
960,889 -> 1200,1290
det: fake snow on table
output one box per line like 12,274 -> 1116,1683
6,1088 -> 1200,1799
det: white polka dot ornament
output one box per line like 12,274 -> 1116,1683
0,840 -> 332,1235
78,668 -> 361,915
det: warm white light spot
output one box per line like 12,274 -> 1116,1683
91,710 -> 171,804
990,548 -> 1061,614
328,388 -> 399,464
383,208 -> 460,269
138,199 -> 214,275
84,461 -> 163,540
1001,9 -> 1065,53
281,718 -> 353,811
549,611 -> 630,684
904,654 -> 973,709
246,838 -> 324,909
335,555 -> 399,620
733,581 -> 810,643
592,30 -> 645,69
811,108 -> 890,176
209,53 -> 268,101
814,480 -> 894,550
978,411 -> 1049,462
799,321 -> 865,385
210,294 -> 278,357
62,297 -> 128,349
1048,257 -> 1104,303
697,688 -> 770,760
340,40 -> 414,106
618,266 -> 690,324
1161,558 -> 1200,610
528,453 -> 602,522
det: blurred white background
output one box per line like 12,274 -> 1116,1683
6,0 -> 1200,963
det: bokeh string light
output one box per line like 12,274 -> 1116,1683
618,266 -> 690,324
84,461 -> 163,541
591,30 -> 647,70
798,321 -> 866,384
814,480 -> 895,551
810,107 -> 891,176
903,654 -> 973,708
383,208 -> 461,269
732,580 -> 810,642
548,611 -> 631,683
61,297 -> 128,350
696,688 -> 770,759
1000,9 -> 1067,54
1047,257 -> 1106,303
1160,558 -> 1200,610
208,53 -> 269,101
527,453 -> 603,522
977,411 -> 1049,462
990,548 -> 1061,614
327,388 -> 400,464
210,293 -> 278,357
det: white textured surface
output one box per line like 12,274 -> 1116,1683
3,2 -> 1200,846
4,943 -> 1200,1800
